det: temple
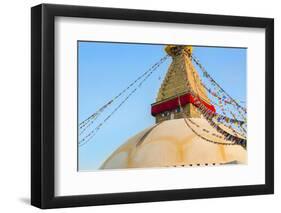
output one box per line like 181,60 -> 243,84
100,45 -> 247,169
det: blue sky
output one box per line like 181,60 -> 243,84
78,41 -> 246,171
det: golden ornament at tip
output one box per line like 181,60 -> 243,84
165,45 -> 193,57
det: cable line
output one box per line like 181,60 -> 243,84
79,55 -> 168,130
79,55 -> 168,147
191,54 -> 247,113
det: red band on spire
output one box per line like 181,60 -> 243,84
151,93 -> 215,116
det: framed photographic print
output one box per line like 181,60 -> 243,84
31,3 -> 274,209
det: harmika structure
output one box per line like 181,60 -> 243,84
100,45 -> 247,169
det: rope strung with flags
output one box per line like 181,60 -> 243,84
181,111 -> 237,146
79,55 -> 168,134
199,77 -> 246,121
181,56 -> 246,147
179,90 -> 246,147
187,61 -> 247,136
200,81 -> 247,123
191,54 -> 247,113
79,55 -> 169,147
187,53 -> 247,137
171,59 -> 242,146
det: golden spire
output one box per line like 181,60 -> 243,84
157,45 -> 209,102
152,45 -> 212,122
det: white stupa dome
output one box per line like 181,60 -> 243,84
100,118 -> 246,169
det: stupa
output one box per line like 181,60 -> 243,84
100,45 -> 247,169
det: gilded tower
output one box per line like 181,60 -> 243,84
151,45 -> 214,123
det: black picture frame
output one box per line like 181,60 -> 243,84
31,3 -> 274,209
